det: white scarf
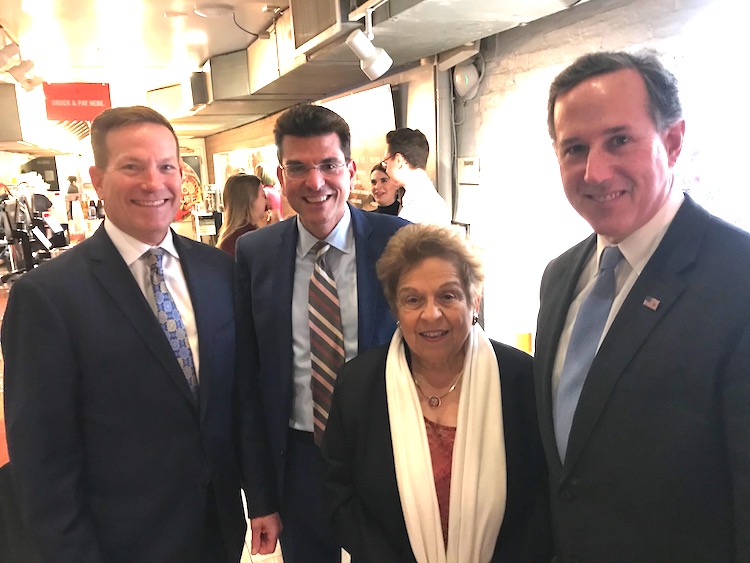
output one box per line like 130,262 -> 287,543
386,324 -> 507,563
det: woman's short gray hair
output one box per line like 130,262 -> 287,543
376,223 -> 484,312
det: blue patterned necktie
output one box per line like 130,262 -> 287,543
554,246 -> 623,462
145,248 -> 199,402
308,241 -> 345,446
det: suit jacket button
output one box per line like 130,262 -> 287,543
560,489 -> 572,501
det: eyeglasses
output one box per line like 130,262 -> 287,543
280,161 -> 348,179
380,154 -> 394,168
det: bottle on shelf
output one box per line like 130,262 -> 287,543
88,199 -> 97,220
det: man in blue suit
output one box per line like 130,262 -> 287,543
3,106 -> 281,561
235,104 -> 408,562
535,51 -> 750,561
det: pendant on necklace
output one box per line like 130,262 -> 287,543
428,395 -> 441,408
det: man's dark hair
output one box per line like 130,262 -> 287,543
91,106 -> 179,169
385,128 -> 429,170
547,50 -> 682,140
274,104 -> 351,162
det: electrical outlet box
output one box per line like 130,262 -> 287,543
457,156 -> 480,185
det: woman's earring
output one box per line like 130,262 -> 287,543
472,313 -> 479,325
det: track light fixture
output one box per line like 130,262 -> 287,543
346,30 -> 392,81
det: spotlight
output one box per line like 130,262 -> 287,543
346,30 -> 392,81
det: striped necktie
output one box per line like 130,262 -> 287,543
554,245 -> 623,462
308,241 -> 345,446
145,248 -> 199,403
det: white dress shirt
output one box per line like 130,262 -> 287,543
104,220 -> 200,379
551,188 -> 685,397
398,168 -> 452,226
290,206 -> 358,431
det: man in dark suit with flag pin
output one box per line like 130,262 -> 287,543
534,50 -> 750,562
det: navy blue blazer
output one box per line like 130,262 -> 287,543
235,203 -> 407,496
534,195 -> 750,561
2,225 -> 277,562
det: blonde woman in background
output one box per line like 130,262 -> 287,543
217,174 -> 267,257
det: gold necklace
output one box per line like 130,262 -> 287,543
413,372 -> 463,408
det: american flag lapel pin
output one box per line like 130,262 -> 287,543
642,296 -> 660,311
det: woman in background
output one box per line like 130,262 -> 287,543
255,163 -> 284,224
370,163 -> 402,216
217,174 -> 267,257
323,224 -> 551,562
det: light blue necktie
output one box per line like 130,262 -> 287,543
554,246 -> 623,462
145,248 -> 199,402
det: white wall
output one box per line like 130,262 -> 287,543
456,0 -> 750,347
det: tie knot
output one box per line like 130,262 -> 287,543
145,247 -> 166,272
312,241 -> 330,260
599,246 -> 623,273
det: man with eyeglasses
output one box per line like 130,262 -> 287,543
235,104 -> 408,563
382,127 -> 451,226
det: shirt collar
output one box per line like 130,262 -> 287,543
104,219 -> 179,266
296,204 -> 354,258
596,187 -> 684,274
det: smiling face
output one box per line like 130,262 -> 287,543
553,68 -> 684,243
371,169 -> 399,206
90,122 -> 182,245
277,133 -> 355,240
396,257 -> 477,372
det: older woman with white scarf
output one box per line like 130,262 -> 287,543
322,224 -> 552,562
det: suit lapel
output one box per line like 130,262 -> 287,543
87,227 -> 199,411
351,205 -> 377,351
175,234 -> 212,418
273,220 -> 298,386
562,197 -> 707,475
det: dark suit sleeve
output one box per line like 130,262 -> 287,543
321,367 -> 403,562
233,262 -> 279,518
2,276 -> 104,561
723,321 -> 750,559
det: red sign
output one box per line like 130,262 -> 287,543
43,82 -> 111,121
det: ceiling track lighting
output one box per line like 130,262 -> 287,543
346,30 -> 392,81
346,0 -> 393,81
193,3 -> 234,17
